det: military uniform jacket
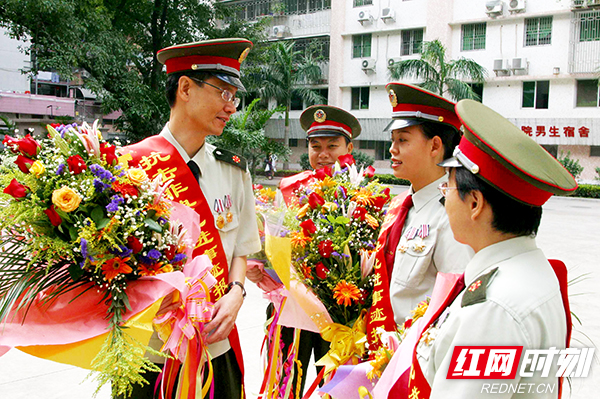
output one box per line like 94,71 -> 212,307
416,236 -> 567,398
390,175 -> 472,324
158,125 -> 261,358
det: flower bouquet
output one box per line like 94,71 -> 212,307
262,154 -> 391,392
0,122 -> 212,397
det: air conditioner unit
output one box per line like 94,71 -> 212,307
493,59 -> 511,75
571,0 -> 585,8
511,57 -> 528,71
271,25 -> 289,38
388,57 -> 402,67
508,0 -> 526,13
381,8 -> 396,23
485,0 -> 504,17
361,58 -> 376,72
358,10 -> 374,25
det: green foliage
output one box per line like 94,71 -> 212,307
388,39 -> 487,101
0,115 -> 17,134
374,174 -> 411,186
558,151 -> 584,179
595,167 -> 600,180
208,98 -> 290,176
572,184 -> 600,198
0,0 -> 268,142
300,153 -> 311,170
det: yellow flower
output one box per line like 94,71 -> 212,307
52,186 -> 82,213
365,214 -> 379,229
30,160 -> 45,177
259,188 -> 276,201
351,187 -> 374,206
410,299 -> 429,321
321,202 -> 338,214
320,176 -> 336,190
127,168 -> 148,185
297,203 -> 310,218
333,280 -> 361,306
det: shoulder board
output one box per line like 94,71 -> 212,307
461,267 -> 499,308
213,148 -> 247,171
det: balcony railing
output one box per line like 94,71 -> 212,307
569,10 -> 600,73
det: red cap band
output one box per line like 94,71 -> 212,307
458,138 -> 551,206
164,55 -> 241,74
392,103 -> 461,130
308,120 -> 352,138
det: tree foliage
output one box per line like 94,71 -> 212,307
388,39 -> 487,101
0,0 -> 268,142
208,98 -> 290,177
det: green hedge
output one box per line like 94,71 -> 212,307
255,169 -> 299,177
571,184 -> 600,199
374,174 -> 411,186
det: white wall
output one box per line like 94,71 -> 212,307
0,28 -> 30,93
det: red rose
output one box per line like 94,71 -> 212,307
253,184 -> 263,191
383,187 -> 391,201
15,155 -> 34,173
2,135 -> 19,153
3,178 -> 28,199
365,165 -> 376,179
17,134 -> 41,157
372,195 -> 388,211
314,166 -> 333,180
308,192 -> 325,209
43,205 -> 62,226
66,154 -> 87,174
300,219 -> 317,236
165,244 -> 177,260
318,240 -> 334,258
337,154 -> 355,168
353,206 -> 367,221
315,262 -> 329,279
112,181 -> 138,197
127,236 -> 143,254
100,142 -> 118,166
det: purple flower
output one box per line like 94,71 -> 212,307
106,194 -> 124,212
93,179 -> 110,193
172,253 -> 187,263
158,217 -> 167,225
111,245 -> 133,258
56,163 -> 66,175
148,249 -> 161,259
138,255 -> 152,264
81,238 -> 88,258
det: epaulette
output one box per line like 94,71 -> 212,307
213,147 -> 247,171
461,267 -> 499,307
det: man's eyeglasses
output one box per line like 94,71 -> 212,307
438,181 -> 459,197
190,77 -> 240,108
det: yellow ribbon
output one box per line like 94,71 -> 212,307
315,310 -> 368,374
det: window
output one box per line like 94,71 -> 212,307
522,81 -> 549,109
468,83 -> 484,102
281,0 -> 331,15
293,37 -> 330,60
351,87 -> 370,110
290,92 -> 303,110
354,0 -> 373,6
401,29 -> 424,56
590,146 -> 600,157
525,17 -> 552,46
579,11 -> 600,42
576,80 -> 599,107
461,23 -> 486,51
359,140 -> 376,150
353,34 -> 372,58
307,88 -> 328,106
289,139 -> 299,147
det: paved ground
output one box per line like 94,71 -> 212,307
1,192 -> 599,398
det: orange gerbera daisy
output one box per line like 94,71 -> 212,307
138,262 -> 164,277
291,231 -> 312,248
300,262 -> 313,280
365,214 -> 379,229
146,201 -> 170,217
351,187 -> 374,206
333,280 -> 361,306
102,257 -> 132,282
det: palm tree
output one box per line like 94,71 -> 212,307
248,41 -> 325,169
389,39 -> 487,101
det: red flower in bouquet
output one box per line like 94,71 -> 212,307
334,185 -> 347,200
127,236 -> 143,254
102,257 -> 133,282
353,206 -> 367,221
314,166 -> 333,180
3,178 -> 28,199
308,192 -> 325,209
112,181 -> 138,197
2,135 -> 19,152
301,263 -> 314,280
315,262 -> 329,279
66,154 -> 87,174
100,142 -> 118,166
15,155 -> 34,173
300,219 -> 317,236
318,240 -> 334,258
253,184 -> 263,190
337,154 -> 355,168
365,165 -> 376,179
18,134 -> 41,157
372,195 -> 388,211
333,280 -> 361,306
138,262 -> 164,277
43,205 -> 62,226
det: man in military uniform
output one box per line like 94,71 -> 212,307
388,100 -> 576,398
247,104 -> 361,395
124,38 -> 261,398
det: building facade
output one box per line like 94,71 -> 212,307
224,0 -> 600,180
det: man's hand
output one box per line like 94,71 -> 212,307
246,266 -> 264,284
203,285 -> 244,344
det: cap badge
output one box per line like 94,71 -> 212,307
238,47 -> 251,64
314,109 -> 326,123
389,89 -> 398,107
